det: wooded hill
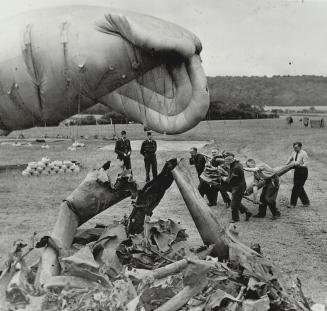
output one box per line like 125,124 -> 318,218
208,75 -> 327,107
82,76 -> 327,120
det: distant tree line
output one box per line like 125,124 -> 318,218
79,75 -> 327,123
206,101 -> 278,120
80,102 -> 277,123
97,111 -> 130,124
208,75 -> 327,107
63,115 -> 97,126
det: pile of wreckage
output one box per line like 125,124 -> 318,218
0,158 -> 324,311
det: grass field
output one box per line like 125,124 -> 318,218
1,119 -> 327,304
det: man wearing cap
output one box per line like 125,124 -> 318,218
211,149 -> 231,207
223,154 -> 252,222
189,147 -> 206,180
140,131 -> 158,182
286,142 -> 310,208
198,149 -> 231,207
115,130 -> 132,170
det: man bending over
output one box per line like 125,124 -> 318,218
244,159 -> 281,220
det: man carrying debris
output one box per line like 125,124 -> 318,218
198,149 -> 231,207
140,131 -> 158,182
189,147 -> 206,179
212,149 -> 231,208
286,142 -> 310,208
115,130 -> 132,170
223,154 -> 252,222
244,159 -> 281,220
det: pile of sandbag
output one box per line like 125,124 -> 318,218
22,157 -> 81,176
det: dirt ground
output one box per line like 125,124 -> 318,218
0,119 -> 327,304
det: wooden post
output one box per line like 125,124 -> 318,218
172,159 -> 229,260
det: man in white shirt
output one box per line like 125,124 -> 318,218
286,142 -> 310,208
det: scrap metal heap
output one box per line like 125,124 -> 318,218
0,159 -> 318,311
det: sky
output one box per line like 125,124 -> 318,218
1,0 -> 327,77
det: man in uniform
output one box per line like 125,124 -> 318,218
140,131 -> 158,182
286,142 -> 310,208
189,147 -> 206,179
115,130 -> 132,170
244,158 -> 281,220
223,154 -> 252,222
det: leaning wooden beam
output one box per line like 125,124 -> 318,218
172,159 -> 293,261
35,169 -> 135,288
172,160 -> 307,309
172,159 -> 229,260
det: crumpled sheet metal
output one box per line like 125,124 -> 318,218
35,168 -> 134,288
0,6 -> 209,134
0,221 -> 319,311
65,170 -> 132,225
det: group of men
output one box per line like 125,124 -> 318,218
189,142 -> 310,223
114,130 -> 158,182
114,130 -> 310,223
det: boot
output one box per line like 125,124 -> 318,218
253,214 -> 265,218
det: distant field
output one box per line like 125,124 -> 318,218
265,105 -> 327,112
1,119 -> 327,304
5,117 -> 325,141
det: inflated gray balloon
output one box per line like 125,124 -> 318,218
0,6 -> 209,134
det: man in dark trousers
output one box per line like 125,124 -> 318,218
286,142 -> 310,208
223,154 -> 252,222
244,158 -> 281,220
198,149 -> 231,207
140,131 -> 158,182
115,130 -> 132,170
189,147 -> 206,179
211,149 -> 231,208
